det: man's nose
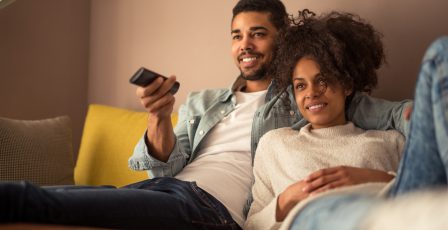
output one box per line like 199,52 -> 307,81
240,37 -> 254,52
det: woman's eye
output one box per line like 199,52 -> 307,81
317,78 -> 328,93
318,78 -> 327,85
318,78 -> 328,88
295,83 -> 305,91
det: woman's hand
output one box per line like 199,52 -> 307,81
302,166 -> 394,195
276,180 -> 310,222
276,167 -> 394,222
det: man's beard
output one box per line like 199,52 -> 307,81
239,65 -> 268,81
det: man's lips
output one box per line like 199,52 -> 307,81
240,56 -> 259,68
238,52 -> 262,68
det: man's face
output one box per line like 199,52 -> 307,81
231,12 -> 278,81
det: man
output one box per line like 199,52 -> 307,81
130,1 -> 292,227
0,0 -> 410,229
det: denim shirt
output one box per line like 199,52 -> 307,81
129,77 -> 412,177
130,77 -> 295,176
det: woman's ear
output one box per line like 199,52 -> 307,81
344,88 -> 353,96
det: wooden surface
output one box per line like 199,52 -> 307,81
0,224 -> 109,230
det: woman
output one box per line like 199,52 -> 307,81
245,11 -> 408,229
285,38 -> 448,229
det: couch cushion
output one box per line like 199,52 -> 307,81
0,116 -> 74,185
75,104 -> 178,187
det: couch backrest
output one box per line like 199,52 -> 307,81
0,116 -> 74,185
75,104 -> 178,187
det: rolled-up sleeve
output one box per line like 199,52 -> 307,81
128,101 -> 192,177
128,133 -> 188,177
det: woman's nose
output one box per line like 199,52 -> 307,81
305,84 -> 325,99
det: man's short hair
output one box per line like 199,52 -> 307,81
232,0 -> 289,31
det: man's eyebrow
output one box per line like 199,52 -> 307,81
231,26 -> 269,34
231,29 -> 240,34
249,26 -> 268,32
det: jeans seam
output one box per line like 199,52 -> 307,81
188,182 -> 230,225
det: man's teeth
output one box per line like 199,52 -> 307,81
309,104 -> 325,110
242,57 -> 257,62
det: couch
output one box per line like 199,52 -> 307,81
2,104 -> 448,230
0,104 -> 178,187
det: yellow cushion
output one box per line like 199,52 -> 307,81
74,104 -> 178,187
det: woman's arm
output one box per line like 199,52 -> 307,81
245,163 -> 278,229
245,133 -> 306,229
276,180 -> 310,221
301,166 -> 394,195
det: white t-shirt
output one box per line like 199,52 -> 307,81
175,89 -> 267,227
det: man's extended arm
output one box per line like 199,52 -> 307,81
348,92 -> 412,137
128,75 -> 190,177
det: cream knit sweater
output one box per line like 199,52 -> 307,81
245,122 -> 404,230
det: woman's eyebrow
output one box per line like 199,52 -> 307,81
292,73 -> 322,81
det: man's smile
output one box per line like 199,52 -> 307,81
239,54 -> 262,68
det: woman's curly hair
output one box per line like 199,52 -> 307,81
271,10 -> 385,96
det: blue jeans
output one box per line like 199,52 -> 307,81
0,177 -> 240,229
289,37 -> 448,230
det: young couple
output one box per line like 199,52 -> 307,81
245,9 -> 448,230
0,0 -> 430,229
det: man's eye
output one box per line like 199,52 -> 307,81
232,35 -> 241,40
253,32 -> 265,38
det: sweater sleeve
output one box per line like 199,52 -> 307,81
245,134 -> 282,230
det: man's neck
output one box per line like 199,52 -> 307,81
243,77 -> 271,93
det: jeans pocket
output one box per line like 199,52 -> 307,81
188,182 -> 233,225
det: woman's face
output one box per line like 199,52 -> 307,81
292,57 -> 351,129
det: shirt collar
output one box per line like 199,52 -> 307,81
219,76 -> 277,102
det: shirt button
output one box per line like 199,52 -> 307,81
290,110 -> 295,116
199,130 -> 205,135
189,119 -> 195,124
220,110 -> 225,114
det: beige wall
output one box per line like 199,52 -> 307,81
88,0 -> 238,111
1,0 -> 447,158
0,0 -> 90,157
286,0 -> 448,100
89,0 -> 448,112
